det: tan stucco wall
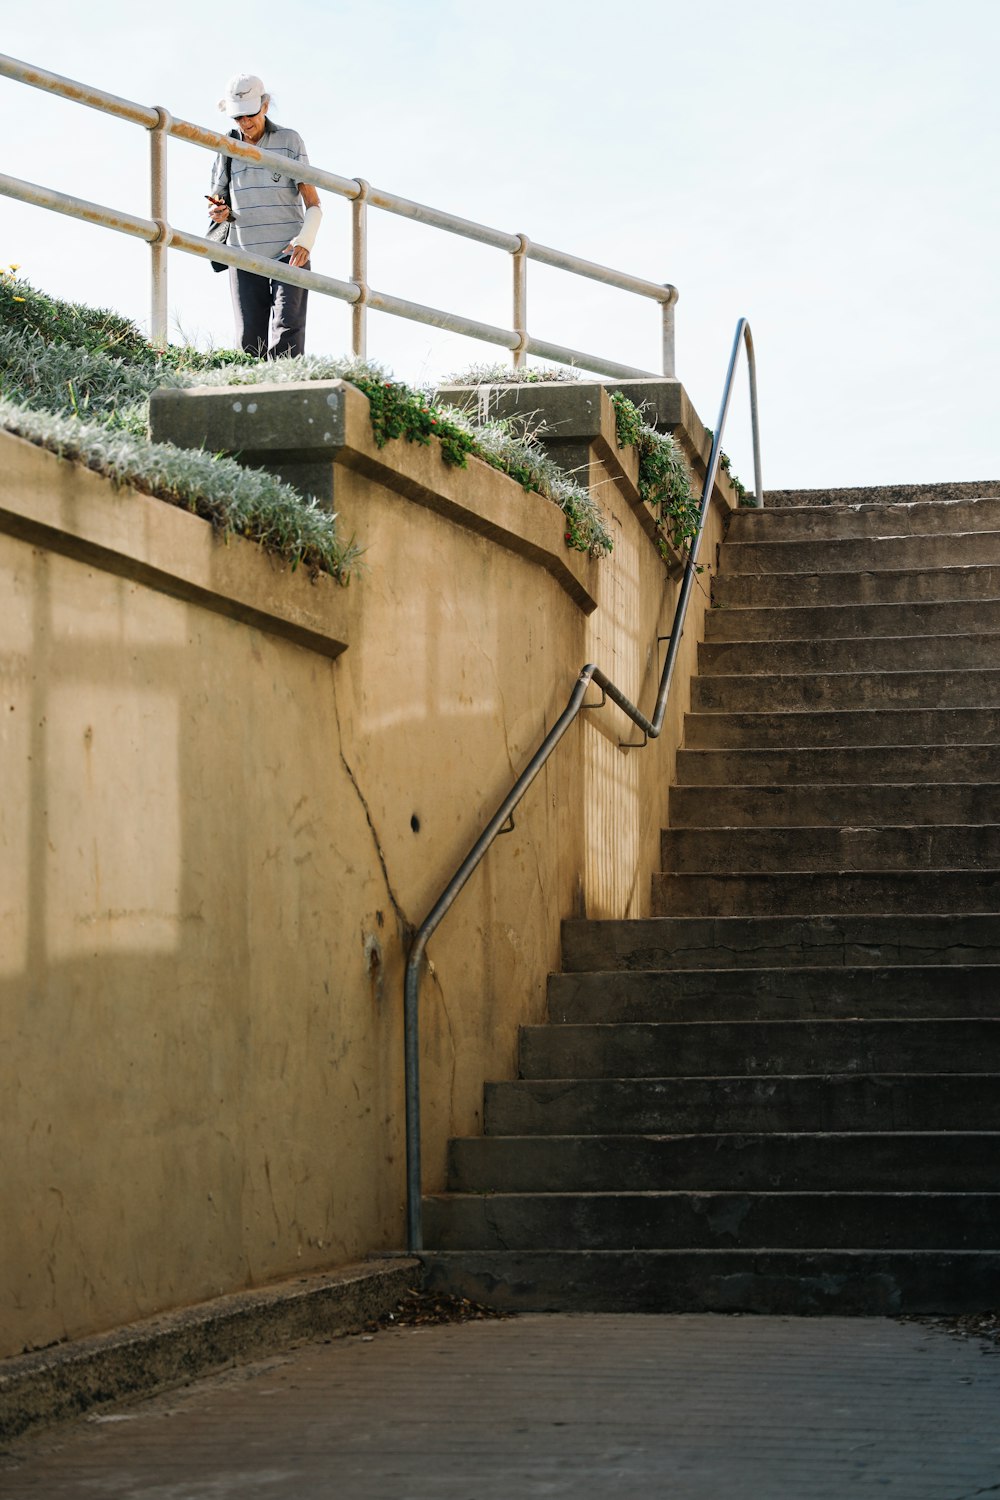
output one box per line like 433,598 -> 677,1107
0,382 -> 733,1358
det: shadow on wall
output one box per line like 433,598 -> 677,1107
1,540 -> 402,1356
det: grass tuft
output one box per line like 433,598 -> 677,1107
443,362 -> 583,386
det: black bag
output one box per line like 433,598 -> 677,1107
207,218 -> 230,273
207,134 -> 236,272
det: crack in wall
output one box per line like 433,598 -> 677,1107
332,693 -> 413,945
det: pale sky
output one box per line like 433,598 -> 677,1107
3,0 -> 997,491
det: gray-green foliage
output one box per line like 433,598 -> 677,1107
435,404 -> 611,555
176,355 -> 614,558
0,271 -> 614,562
0,275 -> 358,579
444,361 -> 583,386
164,352 -> 390,390
0,325 -> 151,434
439,363 -> 701,554
0,396 -> 360,579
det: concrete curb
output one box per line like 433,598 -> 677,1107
0,1256 -> 421,1443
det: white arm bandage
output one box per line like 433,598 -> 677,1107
291,204 -> 323,252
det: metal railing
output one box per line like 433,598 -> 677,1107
0,53 -> 677,380
403,318 -> 762,1251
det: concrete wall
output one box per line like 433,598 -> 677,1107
1,377 -> 736,1358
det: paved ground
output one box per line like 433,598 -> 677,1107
3,1314 -> 1000,1498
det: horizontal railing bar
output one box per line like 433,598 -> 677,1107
523,336 -> 656,380
528,242 -> 676,303
0,172 -> 363,301
166,230 -> 362,301
165,117 -> 363,200
365,289 -> 520,350
0,52 -> 159,127
0,171 -> 160,242
176,129 -> 667,304
0,172 -> 659,377
0,51 -> 674,310
363,187 -> 521,252
168,125 -> 672,298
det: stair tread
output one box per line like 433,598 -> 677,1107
428,1188 -> 1000,1200
428,493 -> 1000,1314
453,1129 -> 1000,1141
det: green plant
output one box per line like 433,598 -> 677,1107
609,391 -> 701,552
183,356 -> 614,557
703,426 -> 749,504
0,264 -> 154,362
0,265 -> 255,375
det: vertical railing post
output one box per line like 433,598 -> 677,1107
351,178 -> 370,359
512,233 -> 529,370
661,283 -> 678,378
149,106 -> 171,346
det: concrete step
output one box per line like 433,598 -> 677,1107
424,1191 -> 1000,1251
651,870 -> 1000,917
713,564 -> 1000,609
518,1019 -> 1000,1081
447,1133 -> 1000,1193
668,782 -> 1000,827
660,825 -> 1000,872
699,634 -> 1000,676
703,598 -> 1000,642
691,669 -> 1000,714
764,480 -> 1000,510
560,914 -> 1000,971
675,744 -> 1000,785
726,494 -> 1000,541
485,1073 -> 1000,1136
720,533 -> 1000,575
547,965 -> 1000,1023
419,1247 -> 1000,1314
683,707 -> 1000,749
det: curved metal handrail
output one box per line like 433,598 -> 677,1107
403,319 -> 762,1250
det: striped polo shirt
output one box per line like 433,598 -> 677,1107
211,120 -> 309,262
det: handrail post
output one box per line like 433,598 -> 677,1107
149,106 -> 171,346
351,178 -> 370,359
512,234 -> 529,371
661,284 -> 678,378
744,324 -> 764,506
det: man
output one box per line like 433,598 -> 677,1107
208,73 -> 322,359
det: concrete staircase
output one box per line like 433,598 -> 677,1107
421,486 -> 1000,1313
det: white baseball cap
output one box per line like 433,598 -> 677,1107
219,73 -> 266,117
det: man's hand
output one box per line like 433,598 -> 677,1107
283,244 -> 310,268
207,197 -> 230,224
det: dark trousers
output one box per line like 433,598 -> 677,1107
229,254 -> 309,359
